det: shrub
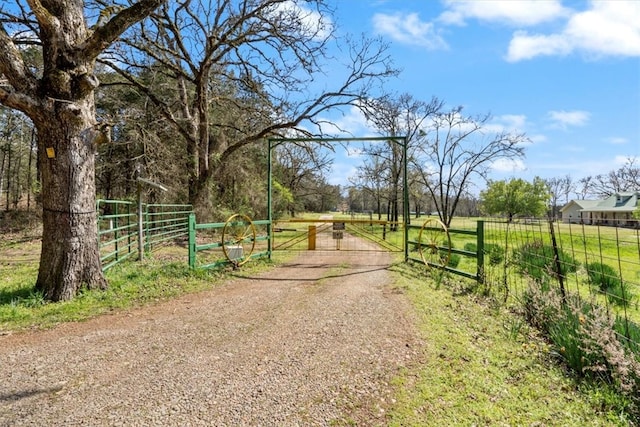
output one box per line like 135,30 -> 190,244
586,262 -> 634,307
464,242 -> 504,265
514,240 -> 578,283
615,317 -> 640,357
606,284 -> 635,308
586,262 -> 621,293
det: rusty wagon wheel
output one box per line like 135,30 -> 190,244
222,213 -> 256,266
418,218 -> 451,269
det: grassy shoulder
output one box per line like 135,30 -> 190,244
0,255 -> 282,332
386,262 -> 635,426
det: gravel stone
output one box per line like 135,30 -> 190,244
0,249 -> 421,426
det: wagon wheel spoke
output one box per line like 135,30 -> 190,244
222,214 -> 256,266
418,219 -> 451,269
231,224 -> 253,244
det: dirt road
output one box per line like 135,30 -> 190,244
0,249 -> 420,426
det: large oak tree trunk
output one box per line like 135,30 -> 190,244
0,0 -> 165,301
35,98 -> 106,301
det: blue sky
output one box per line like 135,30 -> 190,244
317,0 -> 640,187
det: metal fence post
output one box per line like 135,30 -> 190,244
548,219 -> 566,303
144,206 -> 151,254
188,213 -> 196,269
114,202 -> 119,261
137,181 -> 144,261
127,203 -> 132,255
476,220 -> 485,285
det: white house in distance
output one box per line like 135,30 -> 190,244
560,191 -> 640,226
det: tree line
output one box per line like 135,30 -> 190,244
0,1 -> 637,301
0,0 -> 397,301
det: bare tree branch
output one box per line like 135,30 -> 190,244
0,23 -> 39,99
100,0 -> 397,206
83,0 -> 166,60
25,0 -> 58,35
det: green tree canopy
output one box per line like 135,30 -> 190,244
480,177 -> 549,222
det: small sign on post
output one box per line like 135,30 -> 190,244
332,222 -> 344,250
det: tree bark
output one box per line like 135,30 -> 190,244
35,98 -> 107,300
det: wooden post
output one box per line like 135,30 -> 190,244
308,225 -> 316,250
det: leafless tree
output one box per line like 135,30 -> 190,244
544,175 -> 573,218
350,153 -> 388,220
99,0 -> 397,211
274,141 -> 332,216
0,0 -> 165,301
577,157 -> 640,199
413,107 -> 527,227
574,175 -> 594,199
591,157 -> 640,197
359,93 -> 444,228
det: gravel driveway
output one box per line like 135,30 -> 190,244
0,248 -> 421,426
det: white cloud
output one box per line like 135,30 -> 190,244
480,114 -> 530,137
327,162 -> 358,186
320,106 -> 375,136
439,0 -> 569,27
565,2 -> 640,57
507,32 -> 572,61
506,1 -> 640,61
491,158 -> 526,173
372,12 -> 448,50
614,155 -> 633,166
607,137 -> 628,145
270,1 -> 333,41
494,114 -> 527,131
547,110 -> 591,128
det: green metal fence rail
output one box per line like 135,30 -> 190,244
188,213 -> 271,270
97,200 -> 193,271
144,204 -> 193,251
97,199 -> 137,271
406,220 -> 485,283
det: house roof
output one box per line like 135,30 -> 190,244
561,192 -> 640,214
579,192 -> 639,213
559,199 -> 599,212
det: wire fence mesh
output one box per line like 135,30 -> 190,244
479,218 -> 640,349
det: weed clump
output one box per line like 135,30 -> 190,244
586,262 -> 634,307
514,240 -> 578,283
523,282 -> 640,421
464,242 -> 504,266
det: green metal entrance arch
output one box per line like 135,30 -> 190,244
267,136 -> 409,261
